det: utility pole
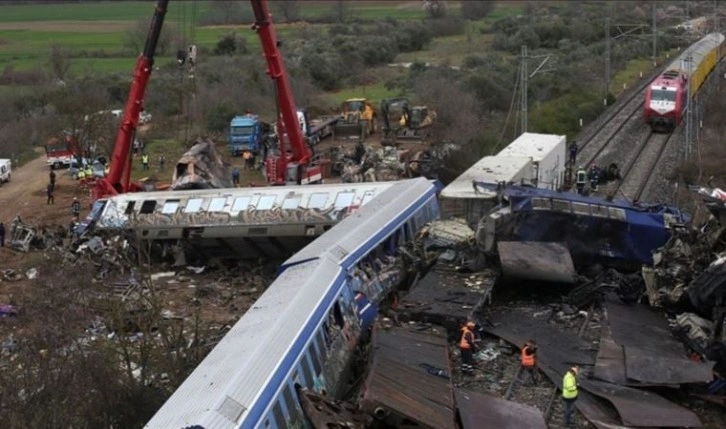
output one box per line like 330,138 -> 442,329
685,55 -> 693,160
605,17 -> 611,103
652,2 -> 657,64
520,45 -> 555,134
520,45 -> 528,135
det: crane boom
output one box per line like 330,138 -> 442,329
93,0 -> 168,200
250,0 -> 316,185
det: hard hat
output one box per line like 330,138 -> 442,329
73,197 -> 77,200
466,321 -> 475,328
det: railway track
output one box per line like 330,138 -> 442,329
611,130 -> 675,202
576,65 -> 667,169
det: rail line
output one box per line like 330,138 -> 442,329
576,65 -> 667,169
612,131 -> 674,202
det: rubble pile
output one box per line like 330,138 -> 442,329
335,143 -> 436,183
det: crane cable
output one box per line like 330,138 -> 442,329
183,0 -> 200,145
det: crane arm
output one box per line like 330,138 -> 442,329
93,0 -> 168,200
250,0 -> 310,166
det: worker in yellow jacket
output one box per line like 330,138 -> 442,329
562,366 -> 579,426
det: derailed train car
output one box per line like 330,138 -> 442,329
644,32 -> 726,132
145,178 -> 440,429
77,182 -> 398,259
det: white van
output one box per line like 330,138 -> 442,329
0,159 -> 11,184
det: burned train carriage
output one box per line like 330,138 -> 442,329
81,182 -> 398,259
145,178 -> 440,429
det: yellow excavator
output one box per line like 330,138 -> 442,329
381,98 -> 436,142
333,98 -> 377,142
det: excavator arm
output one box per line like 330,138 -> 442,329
93,0 -> 168,200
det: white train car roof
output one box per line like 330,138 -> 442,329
95,181 -> 397,229
440,156 -> 532,200
284,177 -> 438,268
144,257 -> 343,429
496,132 -> 566,162
668,32 -> 725,74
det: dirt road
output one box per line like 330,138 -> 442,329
0,149 -> 88,227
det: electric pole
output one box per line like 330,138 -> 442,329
652,2 -> 657,63
685,55 -> 693,160
520,45 -> 528,135
605,17 -> 611,102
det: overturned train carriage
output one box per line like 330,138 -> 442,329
145,178 -> 440,429
79,182 -> 399,259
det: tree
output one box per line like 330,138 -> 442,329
48,44 -> 71,82
123,18 -> 179,56
460,1 -> 496,20
270,0 -> 300,22
423,0 -> 447,19
331,0 -> 351,23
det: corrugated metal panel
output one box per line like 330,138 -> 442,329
360,327 -> 455,429
455,388 -> 547,429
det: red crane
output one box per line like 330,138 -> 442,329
250,0 -> 323,185
92,0 -> 169,200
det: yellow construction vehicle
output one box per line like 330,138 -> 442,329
333,98 -> 377,142
381,98 -> 436,142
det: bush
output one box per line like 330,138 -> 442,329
205,103 -> 237,133
428,16 -> 466,37
460,1 -> 496,20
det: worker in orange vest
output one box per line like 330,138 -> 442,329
459,321 -> 477,373
521,339 -> 539,385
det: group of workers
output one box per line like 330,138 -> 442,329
459,321 -> 581,426
574,164 -> 601,195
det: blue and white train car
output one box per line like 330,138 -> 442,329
145,177 -> 440,429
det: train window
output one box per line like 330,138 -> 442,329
184,198 -> 204,213
209,197 -> 227,212
272,402 -> 285,428
315,329 -> 327,354
531,197 -> 551,210
307,193 -> 328,209
232,196 -> 251,212
571,202 -> 591,216
591,205 -> 608,218
300,355 -> 313,387
124,201 -> 136,215
608,207 -> 627,222
282,198 -> 300,210
257,195 -> 276,210
161,200 -> 180,214
333,302 -> 345,328
334,192 -> 355,209
139,200 -> 156,214
361,191 -> 375,205
551,199 -> 571,214
283,385 -> 298,417
309,339 -> 322,374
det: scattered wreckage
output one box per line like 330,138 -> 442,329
334,143 -> 437,183
171,139 -> 232,190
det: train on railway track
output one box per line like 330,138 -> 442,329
145,178 -> 441,429
644,32 -> 726,132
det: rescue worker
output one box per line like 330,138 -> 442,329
521,340 -> 539,385
562,366 -> 580,426
46,183 -> 55,205
49,168 -> 56,188
71,197 -> 82,220
575,166 -> 587,195
569,141 -> 578,166
77,168 -> 86,181
0,222 -> 5,247
589,165 -> 599,191
141,153 -> 150,170
459,321 -> 477,373
231,166 -> 241,186
84,165 -> 93,179
243,151 -> 253,169
158,154 -> 166,170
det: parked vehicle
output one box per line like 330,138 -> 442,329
227,114 -> 268,156
45,132 -> 81,169
0,159 -> 11,185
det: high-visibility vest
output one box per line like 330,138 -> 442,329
142,155 -> 149,164
77,170 -> 86,180
562,371 -> 578,399
521,345 -> 536,367
576,170 -> 587,184
459,327 -> 474,350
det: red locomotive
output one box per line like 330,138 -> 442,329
643,70 -> 688,133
